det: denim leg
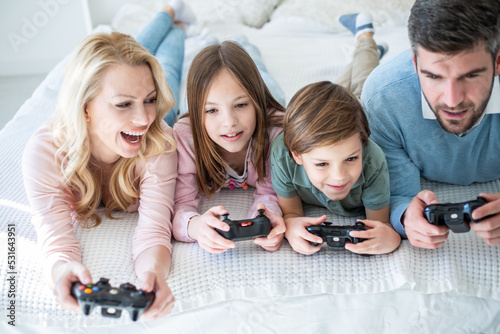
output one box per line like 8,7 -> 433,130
155,26 -> 186,126
135,12 -> 174,55
238,41 -> 286,107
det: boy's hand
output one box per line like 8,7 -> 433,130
254,204 -> 286,252
284,215 -> 327,255
345,219 -> 401,255
187,206 -> 236,253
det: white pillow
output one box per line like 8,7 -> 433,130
271,0 -> 415,31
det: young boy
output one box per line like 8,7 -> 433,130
271,81 -> 401,255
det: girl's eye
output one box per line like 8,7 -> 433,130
145,97 -> 157,104
205,109 -> 216,114
346,156 -> 359,162
116,102 -> 131,108
315,162 -> 328,167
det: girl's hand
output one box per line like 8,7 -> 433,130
139,271 -> 175,321
52,260 -> 92,312
345,219 -> 402,255
187,206 -> 236,253
284,215 -> 327,255
253,204 -> 286,252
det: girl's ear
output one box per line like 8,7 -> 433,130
291,151 -> 303,165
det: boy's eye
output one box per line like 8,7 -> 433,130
346,156 -> 359,162
315,162 -> 328,167
236,103 -> 247,108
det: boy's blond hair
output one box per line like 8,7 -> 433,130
284,81 -> 370,155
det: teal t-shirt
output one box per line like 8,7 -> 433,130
270,133 -> 390,217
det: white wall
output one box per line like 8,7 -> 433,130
0,0 -> 93,76
87,0 -> 131,27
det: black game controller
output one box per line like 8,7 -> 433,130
306,221 -> 368,250
424,196 -> 487,233
215,209 -> 272,241
71,277 -> 155,321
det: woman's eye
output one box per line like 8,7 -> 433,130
145,97 -> 157,104
205,109 -> 216,114
116,102 -> 131,108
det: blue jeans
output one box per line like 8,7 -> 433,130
238,41 -> 286,107
135,12 -> 186,126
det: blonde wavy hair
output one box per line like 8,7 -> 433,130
52,32 -> 176,227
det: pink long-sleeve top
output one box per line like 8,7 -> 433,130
22,122 -> 177,276
172,114 -> 283,242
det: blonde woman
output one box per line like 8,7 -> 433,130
22,30 -> 177,319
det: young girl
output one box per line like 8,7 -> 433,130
22,4 -> 187,319
172,40 -> 286,253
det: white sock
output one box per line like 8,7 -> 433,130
354,12 -> 374,39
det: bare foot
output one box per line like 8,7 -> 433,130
162,5 -> 175,20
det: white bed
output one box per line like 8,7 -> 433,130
1,1 -> 500,333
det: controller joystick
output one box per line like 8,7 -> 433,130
424,196 -> 488,233
71,277 -> 155,321
216,209 -> 272,241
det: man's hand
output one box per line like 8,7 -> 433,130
403,190 -> 449,249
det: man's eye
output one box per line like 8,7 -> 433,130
315,162 -> 327,167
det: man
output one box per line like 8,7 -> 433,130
361,0 -> 500,249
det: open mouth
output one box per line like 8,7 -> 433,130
121,130 -> 146,144
221,131 -> 243,142
441,109 -> 468,120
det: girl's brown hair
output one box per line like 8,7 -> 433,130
185,41 -> 284,197
284,81 -> 370,155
